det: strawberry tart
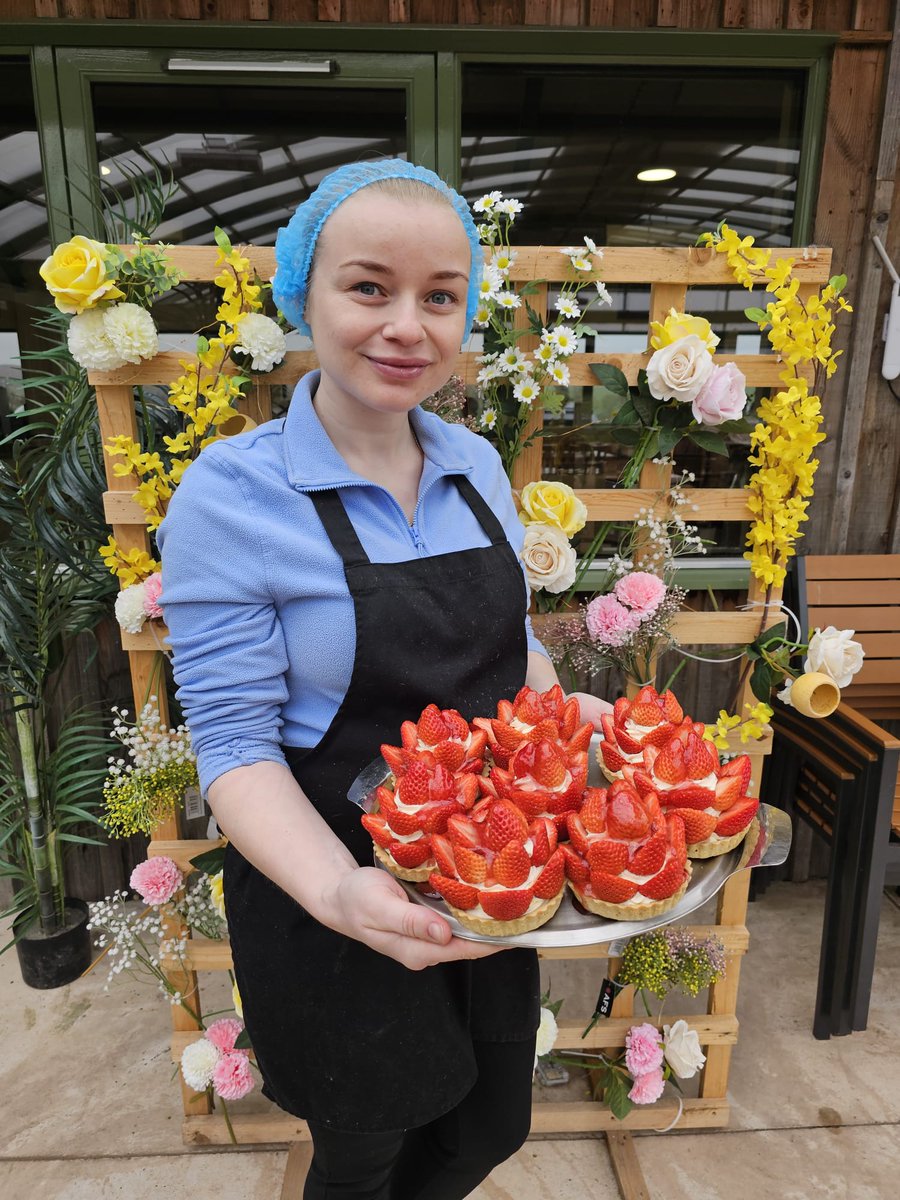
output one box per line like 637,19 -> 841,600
427,798 -> 566,935
562,781 -> 691,920
361,759 -> 479,882
474,684 -> 593,769
479,737 -> 588,833
380,703 -> 487,777
597,686 -> 687,781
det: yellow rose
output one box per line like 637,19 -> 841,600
232,980 -> 243,1019
39,235 -> 124,314
518,480 -> 587,536
649,308 -> 719,353
208,870 -> 226,921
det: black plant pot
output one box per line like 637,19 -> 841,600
14,897 -> 92,989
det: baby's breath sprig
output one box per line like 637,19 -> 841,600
101,699 -> 197,838
618,927 -> 726,1002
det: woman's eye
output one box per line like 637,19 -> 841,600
429,291 -> 456,306
353,281 -> 381,297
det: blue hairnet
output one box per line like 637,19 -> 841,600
272,159 -> 482,339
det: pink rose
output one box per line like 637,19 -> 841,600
129,856 -> 182,906
212,1051 -> 255,1100
690,361 -> 747,426
205,1017 -> 246,1055
628,1066 -> 665,1105
142,572 -> 164,619
624,1022 -> 664,1077
614,571 -> 666,619
585,594 -> 641,648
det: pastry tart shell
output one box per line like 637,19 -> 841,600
444,887 -> 565,937
566,865 -> 691,921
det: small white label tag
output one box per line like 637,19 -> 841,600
184,786 -> 205,821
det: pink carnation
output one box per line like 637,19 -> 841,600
205,1017 -> 246,1054
142,572 -> 164,619
129,856 -> 182,906
585,594 -> 641,647
614,571 -> 666,619
624,1023 -> 664,1076
212,1051 -> 255,1100
628,1066 -> 665,1105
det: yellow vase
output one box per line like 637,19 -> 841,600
213,413 -> 257,440
789,672 -> 841,718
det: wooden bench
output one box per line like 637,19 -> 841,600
795,554 -> 900,840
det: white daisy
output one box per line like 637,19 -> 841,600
559,247 -> 582,257
496,291 -> 521,310
513,377 -> 541,405
534,342 -> 557,365
498,347 -> 527,373
495,198 -> 524,217
473,190 -> 502,213
480,406 -> 498,430
473,304 -> 491,327
583,235 -> 602,257
595,280 -> 612,306
491,248 -> 517,275
477,264 -> 504,302
548,362 -> 570,386
554,295 -> 581,319
568,254 -> 593,272
476,360 -> 503,385
549,325 -> 579,356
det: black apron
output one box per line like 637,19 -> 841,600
223,474 -> 540,1134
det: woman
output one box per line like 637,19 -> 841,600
159,159 -> 611,1199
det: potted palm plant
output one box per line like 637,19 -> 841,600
0,311 -> 114,987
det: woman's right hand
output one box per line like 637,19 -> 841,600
322,866 -> 505,970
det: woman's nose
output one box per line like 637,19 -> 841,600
382,297 -> 426,343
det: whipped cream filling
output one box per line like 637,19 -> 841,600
388,828 -> 426,844
415,730 -> 476,755
509,717 -> 536,734
654,771 -> 717,792
624,718 -> 661,741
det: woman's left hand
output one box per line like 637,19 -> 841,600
568,690 -> 614,731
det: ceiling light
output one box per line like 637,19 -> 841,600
637,168 -> 676,182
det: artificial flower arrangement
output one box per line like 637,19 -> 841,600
87,847 -> 251,1141
471,190 -> 611,476
743,620 -> 864,719
540,927 -> 725,1120
101,699 -> 198,838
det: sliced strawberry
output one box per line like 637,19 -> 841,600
560,843 -> 590,884
715,796 -> 759,837
720,754 -> 752,793
659,783 -> 717,810
713,774 -> 742,812
617,728 -> 644,755
398,761 -> 430,807
630,701 -> 663,727
480,887 -> 534,921
361,812 -> 394,849
378,790 -> 420,836
467,728 -> 488,761
430,833 -> 457,877
529,817 -> 556,866
515,688 -> 545,726
484,799 -> 529,850
629,767 -> 656,798
654,739 -> 687,785
493,839 -> 531,888
638,856 -> 687,900
446,813 -> 481,849
580,787 -> 607,834
454,843 -> 488,884
433,741 -> 466,772
640,722 -> 677,748
389,840 -> 432,868
416,801 -> 459,835
600,713 -> 617,743
601,740 -> 626,774
429,873 -> 479,910
530,717 -> 560,744
628,830 -> 668,876
417,704 -> 450,746
496,699 -> 514,723
560,695 -> 580,740
380,743 -> 405,775
491,719 -> 526,752
667,813 -> 687,862
533,849 -> 565,899
660,690 -> 683,724
530,741 -> 568,789
443,709 -> 470,740
606,782 -> 651,840
567,722 -> 594,754
400,720 -> 420,750
588,839 -> 629,875
668,807 -> 717,844
588,870 -> 639,903
455,773 -> 480,810
566,812 -> 590,856
682,733 -> 717,780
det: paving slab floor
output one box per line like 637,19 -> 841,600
2,879 -> 898,1200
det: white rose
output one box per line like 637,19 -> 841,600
534,1006 -> 559,1062
521,524 -> 576,594
67,309 -> 128,372
804,626 -> 865,688
103,302 -> 158,364
646,334 -> 714,404
180,1038 -> 220,1091
663,1019 -> 705,1079
115,583 -> 149,634
233,312 -> 287,372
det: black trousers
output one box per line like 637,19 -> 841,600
302,1037 -> 536,1200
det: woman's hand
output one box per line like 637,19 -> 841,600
321,866 -> 505,971
568,690 -> 614,731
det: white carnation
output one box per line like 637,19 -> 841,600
535,1006 -> 559,1059
181,1038 -> 221,1092
67,309 -> 128,371
233,313 -> 286,371
103,302 -> 158,364
115,583 -> 149,634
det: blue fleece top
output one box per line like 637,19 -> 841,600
157,371 -> 548,797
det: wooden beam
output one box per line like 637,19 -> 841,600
607,1131 -> 652,1200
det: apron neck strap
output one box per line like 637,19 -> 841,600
451,475 -> 509,547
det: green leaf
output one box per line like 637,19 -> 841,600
541,391 -> 565,416
631,386 -> 659,427
605,1070 -> 634,1121
196,336 -> 209,355
828,273 -> 847,295
744,306 -> 768,324
189,846 -> 226,876
750,658 -> 780,703
524,301 -> 545,336
213,226 -> 233,255
689,428 -> 729,455
234,1027 -> 253,1050
657,426 -> 683,456
518,280 -> 541,297
590,363 -> 629,397
613,399 -> 639,427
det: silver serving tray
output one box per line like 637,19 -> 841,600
348,734 -> 792,949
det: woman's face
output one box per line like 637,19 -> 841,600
305,188 -> 471,420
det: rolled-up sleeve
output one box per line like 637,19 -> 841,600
157,450 -> 290,796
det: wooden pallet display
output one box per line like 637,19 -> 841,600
89,243 -> 831,1179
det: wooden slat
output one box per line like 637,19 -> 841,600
607,1131 -> 652,1200
807,606 -> 900,632
151,838 -> 224,872
538,925 -> 749,958
854,660 -> 900,685
119,243 -> 832,285
807,579 -> 900,605
671,611 -> 781,645
803,554 -> 900,579
838,633 -> 900,656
